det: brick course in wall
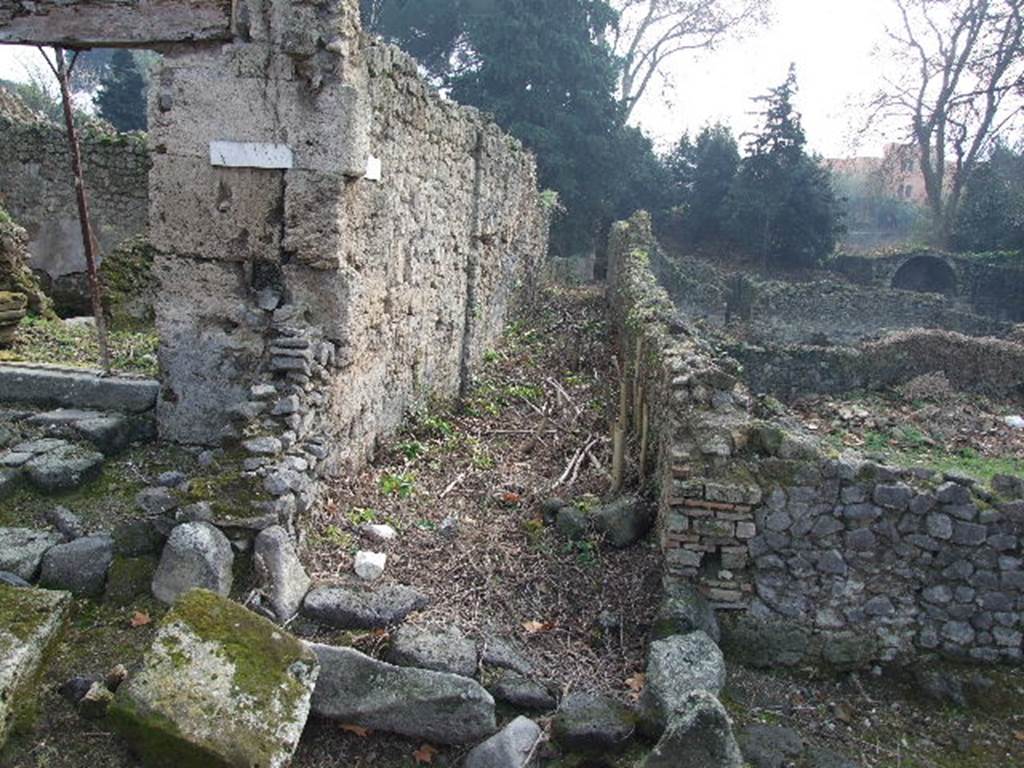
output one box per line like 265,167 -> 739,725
609,211 -> 1023,668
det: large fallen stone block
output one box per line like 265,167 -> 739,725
309,643 -> 496,744
640,631 -> 726,735
0,585 -> 72,749
639,690 -> 743,768
108,589 -> 319,768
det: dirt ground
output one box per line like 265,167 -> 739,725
4,287 -> 1022,768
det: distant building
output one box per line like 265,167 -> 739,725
828,143 -> 931,206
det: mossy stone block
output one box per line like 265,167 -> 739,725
0,584 -> 72,749
107,589 -> 318,768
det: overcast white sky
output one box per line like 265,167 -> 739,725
0,0 -> 901,158
630,0 -> 902,157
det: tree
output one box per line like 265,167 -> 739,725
95,49 -> 148,132
727,65 -> 843,268
664,123 -> 740,243
611,0 -> 771,120
954,140 -> 1024,251
870,0 -> 1024,247
365,0 -> 668,256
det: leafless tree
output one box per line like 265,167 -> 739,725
869,0 -> 1024,247
611,0 -> 771,121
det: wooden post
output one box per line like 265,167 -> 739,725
639,401 -> 650,480
43,46 -> 111,374
611,370 -> 628,494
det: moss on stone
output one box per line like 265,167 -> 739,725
104,556 -> 158,607
160,589 -> 313,710
0,584 -> 57,642
99,236 -> 156,332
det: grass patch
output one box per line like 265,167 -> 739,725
0,315 -> 158,376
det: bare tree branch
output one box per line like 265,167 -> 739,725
867,0 -> 1024,246
612,0 -> 772,121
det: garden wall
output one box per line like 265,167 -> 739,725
609,212 -> 1023,667
0,88 -> 150,313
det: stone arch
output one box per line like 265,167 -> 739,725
891,255 -> 958,297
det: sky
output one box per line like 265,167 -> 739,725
629,0 -> 902,158
0,0 -> 902,159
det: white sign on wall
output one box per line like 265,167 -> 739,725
365,155 -> 383,182
209,141 -> 294,170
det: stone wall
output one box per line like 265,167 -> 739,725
143,0 -> 546,528
832,250 -> 1024,324
608,212 -> 1023,667
731,330 -> 1024,403
652,243 -> 1011,344
0,89 -> 150,313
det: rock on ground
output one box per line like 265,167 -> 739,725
640,631 -> 726,735
738,724 -> 805,768
38,535 -> 113,597
253,526 -> 311,623
309,643 -> 496,744
0,527 -> 63,581
653,581 -> 720,643
387,625 -> 478,677
591,495 -> 653,548
551,693 -> 636,753
0,585 -> 72,750
639,690 -> 743,768
354,550 -> 387,581
487,672 -> 558,711
480,637 -> 534,676
23,445 -> 103,493
301,583 -> 428,628
464,716 -> 542,768
108,589 -> 318,768
151,522 -> 233,604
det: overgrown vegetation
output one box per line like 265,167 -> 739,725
0,314 -> 158,376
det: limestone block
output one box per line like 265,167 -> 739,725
148,155 -> 283,263
153,256 -> 266,445
0,585 -> 72,749
108,589 -> 318,767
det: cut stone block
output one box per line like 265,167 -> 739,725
108,589 -> 319,768
24,445 -> 104,493
310,643 -> 496,744
0,585 -> 72,749
0,528 -> 64,581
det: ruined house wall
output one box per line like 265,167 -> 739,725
140,0 -> 546,528
731,330 -> 1024,403
832,251 -> 1024,324
609,212 -> 1023,668
0,92 -> 150,310
652,244 -> 1012,344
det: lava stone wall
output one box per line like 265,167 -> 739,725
609,212 -> 1024,667
0,91 -> 150,309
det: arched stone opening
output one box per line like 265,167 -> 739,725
892,255 -> 958,296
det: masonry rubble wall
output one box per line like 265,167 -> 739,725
833,250 -> 1024,324
0,88 -> 150,311
609,212 -> 1023,668
730,329 -> 1024,403
651,239 -> 1011,345
141,0 -> 546,527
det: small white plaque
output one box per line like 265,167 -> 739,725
209,141 -> 294,170
365,155 -> 383,182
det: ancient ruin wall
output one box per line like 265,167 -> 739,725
0,90 -> 150,307
731,329 -> 1024,403
137,0 -> 546,535
609,213 -> 1023,667
651,242 -> 1012,344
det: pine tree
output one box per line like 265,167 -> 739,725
95,49 -> 147,133
727,65 -> 843,269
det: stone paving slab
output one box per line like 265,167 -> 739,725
0,365 -> 158,414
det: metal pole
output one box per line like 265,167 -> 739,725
45,46 -> 112,374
